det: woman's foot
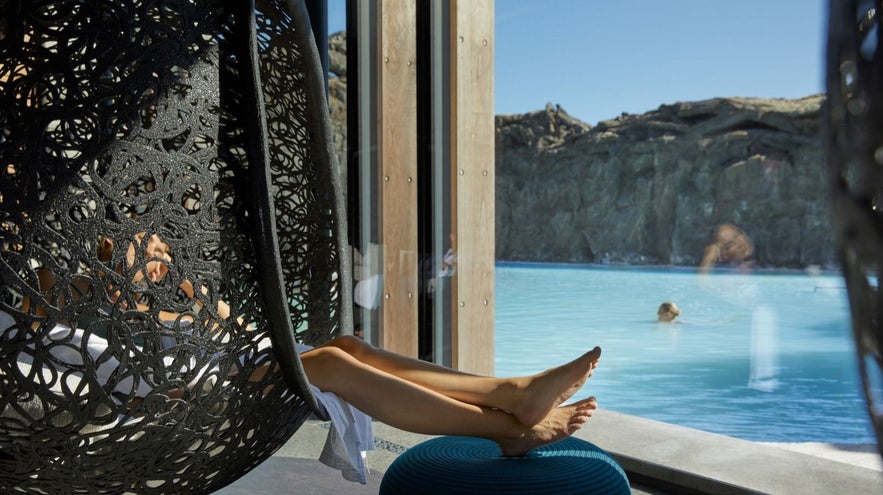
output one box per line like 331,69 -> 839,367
496,397 -> 598,457
509,346 -> 601,427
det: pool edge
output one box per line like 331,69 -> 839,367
578,408 -> 882,495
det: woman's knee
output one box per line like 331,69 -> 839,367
301,345 -> 362,392
329,334 -> 372,358
303,345 -> 350,372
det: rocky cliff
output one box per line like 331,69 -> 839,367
495,96 -> 833,267
327,33 -> 834,268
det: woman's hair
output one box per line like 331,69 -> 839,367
97,235 -> 114,262
657,302 -> 680,321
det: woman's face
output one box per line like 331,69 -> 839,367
125,233 -> 171,283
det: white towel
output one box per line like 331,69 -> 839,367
295,343 -> 375,484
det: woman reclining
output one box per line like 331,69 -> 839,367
16,231 -> 602,458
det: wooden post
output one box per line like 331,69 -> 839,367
378,0 -> 419,356
366,0 -> 494,370
450,0 -> 494,375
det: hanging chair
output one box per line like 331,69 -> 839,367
825,0 -> 883,459
0,0 -> 352,493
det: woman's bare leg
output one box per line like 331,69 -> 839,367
319,336 -> 601,427
301,345 -> 598,456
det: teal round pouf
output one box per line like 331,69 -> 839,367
379,436 -> 631,495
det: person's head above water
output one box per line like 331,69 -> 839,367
657,302 -> 680,323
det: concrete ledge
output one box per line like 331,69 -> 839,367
213,411 -> 881,494
577,409 -> 882,495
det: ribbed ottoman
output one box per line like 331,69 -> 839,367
380,436 -> 631,494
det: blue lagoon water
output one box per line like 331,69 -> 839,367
494,263 -> 875,444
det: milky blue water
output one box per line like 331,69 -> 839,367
494,263 -> 876,444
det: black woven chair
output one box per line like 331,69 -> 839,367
0,1 -> 352,493
826,0 -> 883,459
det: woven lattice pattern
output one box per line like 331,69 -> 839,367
0,1 -> 344,493
826,0 -> 883,458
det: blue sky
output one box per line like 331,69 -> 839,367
329,0 -> 827,125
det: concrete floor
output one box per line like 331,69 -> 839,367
213,409 -> 882,495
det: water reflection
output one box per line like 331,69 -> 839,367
749,305 -> 780,392
699,223 -> 754,273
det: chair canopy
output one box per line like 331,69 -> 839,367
0,0 -> 351,493
826,0 -> 883,458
